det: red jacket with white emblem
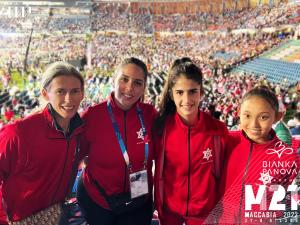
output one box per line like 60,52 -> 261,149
0,106 -> 84,222
154,111 -> 228,221
81,93 -> 157,209
219,130 -> 300,225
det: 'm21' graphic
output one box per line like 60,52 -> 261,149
245,185 -> 298,210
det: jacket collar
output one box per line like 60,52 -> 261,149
108,92 -> 139,115
174,110 -> 201,131
240,129 -> 279,150
43,104 -> 84,138
173,110 -> 227,135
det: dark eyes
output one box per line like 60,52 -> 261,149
260,115 -> 270,120
134,80 -> 143,86
241,114 -> 270,120
55,89 -> 81,95
175,90 -> 184,96
242,114 -> 251,119
120,77 -> 129,82
119,76 -> 143,86
190,89 -> 198,94
175,90 -> 199,95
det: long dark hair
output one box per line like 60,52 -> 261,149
153,57 -> 203,135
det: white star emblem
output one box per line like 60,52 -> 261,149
259,172 -> 273,185
136,128 -> 144,140
203,148 -> 212,160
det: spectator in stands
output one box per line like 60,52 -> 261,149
0,62 -> 85,224
3,106 -> 14,123
153,58 -> 228,225
274,99 -> 292,146
219,86 -> 299,224
291,111 -> 300,135
0,105 -> 5,118
77,57 -> 157,225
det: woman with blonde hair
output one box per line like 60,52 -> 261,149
0,61 -> 85,224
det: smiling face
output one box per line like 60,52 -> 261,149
171,75 -> 202,126
42,75 -> 84,129
114,63 -> 146,111
240,96 -> 279,144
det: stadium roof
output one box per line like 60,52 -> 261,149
0,0 -> 201,7
0,0 -> 92,7
92,0 -> 199,2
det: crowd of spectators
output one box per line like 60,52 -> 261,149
90,2 -> 299,32
0,2 -> 299,34
0,1 -> 299,130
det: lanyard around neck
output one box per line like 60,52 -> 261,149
107,100 -> 149,170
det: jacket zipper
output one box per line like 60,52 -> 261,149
124,111 -> 127,148
51,137 -> 70,204
238,142 -> 253,223
186,128 -> 191,216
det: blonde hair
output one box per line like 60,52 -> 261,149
38,61 -> 84,110
42,61 -> 84,91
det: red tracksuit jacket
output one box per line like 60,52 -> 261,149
0,186 -> 8,225
154,111 -> 228,222
81,93 -> 157,209
219,130 -> 300,225
0,105 -> 84,222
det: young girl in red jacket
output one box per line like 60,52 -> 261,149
153,58 -> 228,225
218,86 -> 299,225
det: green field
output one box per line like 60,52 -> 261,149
262,40 -> 300,62
0,70 -> 26,91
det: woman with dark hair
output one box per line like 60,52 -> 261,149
0,61 -> 85,224
154,58 -> 228,225
77,57 -> 157,225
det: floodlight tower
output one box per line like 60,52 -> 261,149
23,22 -> 33,73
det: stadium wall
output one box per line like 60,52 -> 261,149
249,0 -> 288,7
130,0 -> 248,14
130,0 -> 288,14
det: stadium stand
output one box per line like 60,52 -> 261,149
0,1 -> 299,225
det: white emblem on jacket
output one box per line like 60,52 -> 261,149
203,148 -> 212,160
259,172 -> 273,185
136,128 -> 144,140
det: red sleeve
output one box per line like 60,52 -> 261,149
0,186 -> 8,225
78,108 -> 91,161
0,125 -> 22,183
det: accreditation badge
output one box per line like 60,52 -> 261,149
129,169 -> 148,199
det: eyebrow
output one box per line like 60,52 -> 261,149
55,87 -> 81,90
242,111 -> 270,114
174,88 -> 199,91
